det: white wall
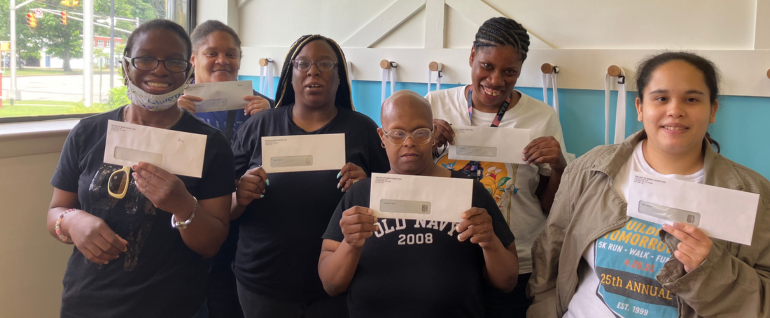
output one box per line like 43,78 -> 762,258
0,132 -> 72,318
204,0 -> 770,96
237,0 -> 758,50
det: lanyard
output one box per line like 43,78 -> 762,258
467,88 -> 513,127
465,87 -> 513,179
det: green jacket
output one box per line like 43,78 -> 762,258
528,130 -> 770,318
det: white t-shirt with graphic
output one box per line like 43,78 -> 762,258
565,141 -> 704,318
426,86 -> 568,274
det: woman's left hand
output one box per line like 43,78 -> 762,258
457,207 -> 496,248
523,136 -> 567,172
338,163 -> 367,192
132,162 -> 193,214
244,95 -> 270,116
663,222 -> 713,273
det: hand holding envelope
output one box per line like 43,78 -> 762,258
104,120 -> 207,178
261,134 -> 346,173
369,173 -> 472,223
448,126 -> 531,164
182,80 -> 254,113
627,171 -> 760,246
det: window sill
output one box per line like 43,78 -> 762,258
0,119 -> 80,159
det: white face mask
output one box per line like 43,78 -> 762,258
124,70 -> 192,112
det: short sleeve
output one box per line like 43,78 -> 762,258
50,122 -> 84,193
197,131 -> 236,200
322,200 -> 346,242
366,128 -> 390,174
472,181 -> 515,247
322,179 -> 372,242
231,118 -> 257,179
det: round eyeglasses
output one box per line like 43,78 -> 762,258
381,128 -> 434,145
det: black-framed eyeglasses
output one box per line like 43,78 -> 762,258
382,128 -> 434,145
123,56 -> 191,73
291,59 -> 338,72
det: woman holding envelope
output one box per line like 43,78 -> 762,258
181,19 -> 275,318
426,17 -> 569,317
318,90 -> 518,318
178,20 -> 275,143
528,52 -> 770,318
45,20 -> 235,318
230,34 -> 389,317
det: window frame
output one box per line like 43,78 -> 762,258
1,1 -> 197,124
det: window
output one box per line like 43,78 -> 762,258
0,0 -> 195,122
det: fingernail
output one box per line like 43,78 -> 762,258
373,216 -> 378,222
461,213 -> 467,219
266,179 -> 270,186
457,235 -> 463,241
114,255 -> 120,259
262,189 -> 266,194
260,194 -> 265,198
104,261 -> 109,265
341,188 -> 345,193
337,183 -> 341,189
337,172 -> 341,179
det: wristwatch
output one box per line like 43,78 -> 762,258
171,196 -> 198,230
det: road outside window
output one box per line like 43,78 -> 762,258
0,0 -> 192,120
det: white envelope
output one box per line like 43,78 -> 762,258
183,80 -> 253,113
369,173 -> 473,222
261,134 -> 345,173
627,171 -> 760,245
104,120 -> 208,178
448,126 -> 531,164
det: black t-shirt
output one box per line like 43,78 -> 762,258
50,106 -> 235,318
231,104 -> 390,302
322,170 -> 515,318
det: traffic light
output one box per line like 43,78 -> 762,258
61,11 -> 67,25
61,0 -> 78,6
26,13 -> 37,28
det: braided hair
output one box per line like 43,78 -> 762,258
275,35 -> 354,110
473,17 -> 530,61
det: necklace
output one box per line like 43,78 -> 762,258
122,106 -> 183,129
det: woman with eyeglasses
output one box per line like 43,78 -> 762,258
46,20 -> 235,318
318,90 -> 518,318
230,34 -> 389,317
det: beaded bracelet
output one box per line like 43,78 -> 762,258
55,208 -> 76,243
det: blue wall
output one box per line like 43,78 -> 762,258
241,76 -> 770,179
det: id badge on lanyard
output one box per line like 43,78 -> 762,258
466,87 -> 512,180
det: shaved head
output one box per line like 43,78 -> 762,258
381,90 -> 433,129
378,90 -> 438,175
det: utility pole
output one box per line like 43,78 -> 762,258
83,0 -> 93,106
8,0 -> 36,105
109,0 -> 114,89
